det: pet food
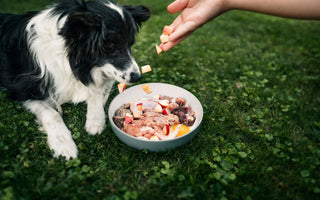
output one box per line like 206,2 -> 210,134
118,83 -> 126,93
141,65 -> 152,74
113,95 -> 196,141
155,25 -> 174,55
155,44 -> 163,55
160,34 -> 169,43
163,25 -> 174,35
142,84 -> 152,94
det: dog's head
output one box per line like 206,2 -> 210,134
58,0 -> 151,85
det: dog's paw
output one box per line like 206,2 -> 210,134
48,133 -> 78,160
85,118 -> 106,135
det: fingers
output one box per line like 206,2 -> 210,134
160,31 -> 193,51
159,20 -> 196,51
169,21 -> 197,41
167,0 -> 189,13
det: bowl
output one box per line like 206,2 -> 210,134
108,83 -> 203,152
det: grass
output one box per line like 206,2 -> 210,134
1,0 -> 320,199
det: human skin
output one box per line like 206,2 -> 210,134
160,0 -> 320,51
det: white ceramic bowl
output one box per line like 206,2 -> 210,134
108,83 -> 203,152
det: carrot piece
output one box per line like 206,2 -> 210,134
163,25 -> 173,35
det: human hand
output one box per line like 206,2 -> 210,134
160,0 -> 228,51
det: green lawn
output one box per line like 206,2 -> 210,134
1,0 -> 320,199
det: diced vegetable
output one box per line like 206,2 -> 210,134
167,124 -> 182,139
158,100 -> 169,108
154,104 -> 162,113
173,124 -> 190,137
163,124 -> 170,135
155,26 -> 174,55
142,84 -> 152,94
141,65 -> 152,74
136,103 -> 143,111
160,34 -> 169,43
132,111 -> 142,119
163,25 -> 173,35
125,114 -> 133,124
162,108 -> 169,115
117,83 -> 126,93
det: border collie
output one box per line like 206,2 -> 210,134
0,0 -> 151,160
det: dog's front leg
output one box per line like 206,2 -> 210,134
85,95 -> 106,135
23,100 -> 78,160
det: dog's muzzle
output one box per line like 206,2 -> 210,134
129,72 -> 142,83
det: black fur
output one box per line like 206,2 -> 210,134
0,0 -> 151,100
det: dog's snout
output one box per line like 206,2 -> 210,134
130,72 -> 141,83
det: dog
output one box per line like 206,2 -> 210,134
0,0 -> 151,160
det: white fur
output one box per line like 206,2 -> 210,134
106,2 -> 124,19
23,100 -> 78,159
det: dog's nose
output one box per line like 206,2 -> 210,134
130,72 -> 142,83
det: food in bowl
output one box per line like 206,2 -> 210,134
113,95 -> 196,141
108,83 -> 203,152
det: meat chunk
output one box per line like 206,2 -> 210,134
113,116 -> 125,129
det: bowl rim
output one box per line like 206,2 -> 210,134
108,82 -> 204,143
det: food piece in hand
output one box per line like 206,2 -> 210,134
155,44 -> 163,55
163,25 -> 173,35
141,65 -> 152,74
160,34 -> 169,43
142,84 -> 152,94
117,83 -> 126,93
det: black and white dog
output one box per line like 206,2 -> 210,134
0,0 -> 151,159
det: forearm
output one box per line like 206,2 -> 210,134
224,0 -> 320,19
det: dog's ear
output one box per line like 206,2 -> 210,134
61,13 -> 101,39
124,5 -> 151,27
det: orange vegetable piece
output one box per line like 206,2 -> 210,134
173,124 -> 190,138
163,25 -> 173,35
